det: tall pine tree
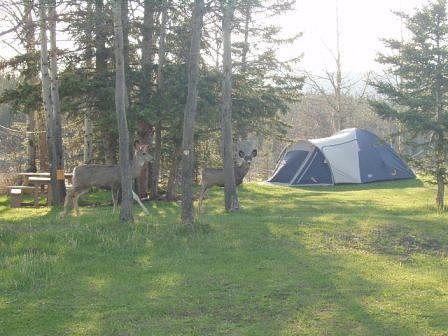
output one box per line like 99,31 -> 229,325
370,0 -> 448,210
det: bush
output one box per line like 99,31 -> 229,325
0,173 -> 19,194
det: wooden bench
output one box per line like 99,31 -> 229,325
8,173 -> 73,207
8,186 -> 40,208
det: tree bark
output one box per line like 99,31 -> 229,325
113,0 -> 133,222
434,34 -> 445,211
166,145 -> 181,201
138,0 -> 156,197
83,3 -> 95,165
435,132 -> 445,210
221,1 -> 239,212
150,6 -> 168,200
180,0 -> 205,229
39,1 -> 53,184
121,0 -> 133,154
24,0 -> 37,172
83,116 -> 94,163
40,0 -> 65,205
36,109 -> 49,171
49,0 -> 66,204
25,112 -> 37,172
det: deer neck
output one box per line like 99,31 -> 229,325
234,161 -> 250,181
131,155 -> 146,178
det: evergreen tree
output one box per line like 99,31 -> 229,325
370,0 -> 448,210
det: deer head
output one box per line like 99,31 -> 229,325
237,149 -> 257,167
234,149 -> 257,183
133,140 -> 154,169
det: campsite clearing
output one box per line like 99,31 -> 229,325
0,180 -> 447,335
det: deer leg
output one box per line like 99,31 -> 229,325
111,187 -> 119,214
59,189 -> 75,218
73,189 -> 88,216
198,184 -> 208,213
132,190 -> 149,215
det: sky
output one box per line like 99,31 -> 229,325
0,0 -> 430,77
272,0 -> 428,76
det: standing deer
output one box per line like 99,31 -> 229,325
59,142 -> 153,218
198,149 -> 257,211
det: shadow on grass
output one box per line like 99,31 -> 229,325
0,181 -> 447,335
264,177 -> 423,192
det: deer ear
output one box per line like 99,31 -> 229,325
251,149 -> 258,158
238,150 -> 245,158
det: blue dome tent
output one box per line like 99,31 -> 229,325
268,128 -> 415,186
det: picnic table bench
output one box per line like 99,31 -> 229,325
7,172 -> 73,207
8,186 -> 40,207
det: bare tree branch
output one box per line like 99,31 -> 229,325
0,0 -> 33,37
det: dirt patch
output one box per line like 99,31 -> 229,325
331,224 -> 448,258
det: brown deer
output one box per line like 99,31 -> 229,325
198,149 -> 257,211
59,142 -> 153,218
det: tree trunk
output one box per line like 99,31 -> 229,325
25,112 -> 37,172
48,0 -> 66,204
150,6 -> 168,200
435,133 -> 445,210
121,0 -> 130,79
121,0 -> 133,154
138,0 -> 156,197
434,38 -> 445,210
36,109 -> 49,171
24,0 -> 37,172
166,146 -> 181,201
83,116 -> 94,163
180,0 -> 205,229
40,0 -> 65,205
113,0 -> 133,222
39,0 -> 53,183
221,2 -> 239,212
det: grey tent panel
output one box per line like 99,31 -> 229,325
356,129 -> 415,182
268,128 -> 415,186
268,150 -> 310,183
292,149 -> 333,185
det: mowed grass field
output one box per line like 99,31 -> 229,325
0,179 -> 447,336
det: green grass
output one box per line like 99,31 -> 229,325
0,179 -> 447,335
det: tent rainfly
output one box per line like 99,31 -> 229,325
268,128 -> 415,186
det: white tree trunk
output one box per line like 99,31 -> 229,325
180,0 -> 205,229
113,0 -> 133,222
221,1 -> 239,212
49,0 -> 66,204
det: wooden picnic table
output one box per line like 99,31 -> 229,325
14,172 -> 72,206
18,172 -> 73,185
27,177 -> 53,205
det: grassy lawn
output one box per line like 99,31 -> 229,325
0,179 -> 447,335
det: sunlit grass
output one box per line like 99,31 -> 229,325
0,179 -> 447,335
